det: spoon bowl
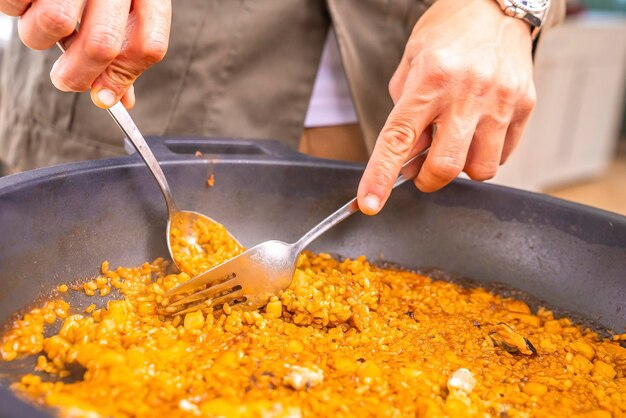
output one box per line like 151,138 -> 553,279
167,210 -> 243,275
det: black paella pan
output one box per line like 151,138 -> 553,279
0,137 -> 624,417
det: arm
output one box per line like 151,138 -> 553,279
357,0 -> 560,214
0,0 -> 172,109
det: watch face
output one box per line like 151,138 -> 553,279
512,0 -> 550,13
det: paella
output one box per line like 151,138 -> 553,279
1,218 -> 625,417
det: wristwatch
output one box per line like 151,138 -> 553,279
494,0 -> 551,39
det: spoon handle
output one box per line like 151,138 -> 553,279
106,103 -> 178,214
55,37 -> 178,216
295,148 -> 430,251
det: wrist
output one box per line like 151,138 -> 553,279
478,0 -> 535,49
413,0 -> 535,53
492,0 -> 550,39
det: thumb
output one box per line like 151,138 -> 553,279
357,105 -> 432,215
90,61 -> 142,109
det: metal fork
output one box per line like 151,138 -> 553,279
163,148 -> 430,315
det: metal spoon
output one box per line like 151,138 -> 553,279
55,42 -> 241,273
107,104 -> 242,271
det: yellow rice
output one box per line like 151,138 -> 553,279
1,217 -> 625,417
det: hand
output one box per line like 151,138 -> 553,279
0,0 -> 171,109
357,0 -> 536,214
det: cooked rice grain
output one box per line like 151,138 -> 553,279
1,249 -> 625,417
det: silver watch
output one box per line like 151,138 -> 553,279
495,0 -> 551,39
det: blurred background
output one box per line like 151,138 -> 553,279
0,1 -> 624,215
491,0 -> 626,215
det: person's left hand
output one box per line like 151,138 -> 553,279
357,0 -> 537,214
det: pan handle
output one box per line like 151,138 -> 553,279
127,136 -> 314,162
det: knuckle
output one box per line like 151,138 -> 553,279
414,175 -> 437,193
99,63 -> 139,91
466,161 -> 498,181
2,0 -> 28,16
415,49 -> 457,86
427,49 -> 458,72
419,66 -> 446,88
380,121 -> 417,158
83,26 -> 124,63
139,38 -> 169,65
426,155 -> 464,182
519,89 -> 537,114
36,5 -> 75,38
58,75 -> 89,91
494,72 -> 527,102
495,85 -> 518,103
465,66 -> 496,94
370,159 -> 398,188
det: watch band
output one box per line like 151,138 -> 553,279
495,0 -> 551,40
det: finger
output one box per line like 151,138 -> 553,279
464,115 -> 509,181
17,0 -> 83,50
412,124 -> 434,155
50,0 -> 131,93
414,113 -> 477,193
500,117 -> 529,165
388,56 -> 409,104
501,88 -> 536,164
90,0 -> 171,108
357,98 -> 435,215
0,0 -> 31,17
120,84 -> 135,109
58,29 -> 78,50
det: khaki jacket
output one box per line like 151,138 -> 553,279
0,0 -> 564,173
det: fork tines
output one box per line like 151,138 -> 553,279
161,262 -> 245,316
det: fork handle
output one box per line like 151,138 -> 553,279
294,148 -> 430,251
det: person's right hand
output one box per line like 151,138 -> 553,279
0,0 -> 171,109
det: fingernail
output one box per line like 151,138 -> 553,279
50,59 -> 70,91
363,194 -> 381,213
96,89 -> 117,108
